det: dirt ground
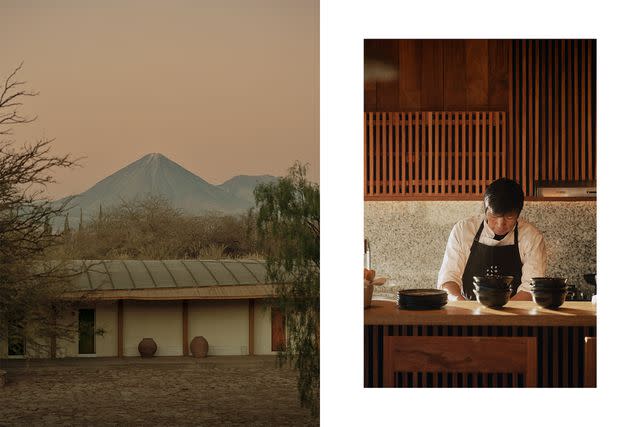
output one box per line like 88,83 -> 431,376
0,356 -> 317,426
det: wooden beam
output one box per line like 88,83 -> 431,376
248,299 -> 255,355
117,300 -> 123,358
182,300 -> 189,356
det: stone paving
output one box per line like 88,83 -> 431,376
0,356 -> 317,426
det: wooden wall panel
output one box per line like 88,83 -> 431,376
399,40 -> 421,110
365,39 -> 509,111
466,40 -> 489,107
420,41 -> 444,109
443,40 -> 467,109
365,324 -> 596,387
364,39 -> 596,200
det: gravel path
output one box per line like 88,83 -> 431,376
0,356 -> 317,426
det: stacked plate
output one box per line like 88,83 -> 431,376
397,289 -> 448,310
472,275 -> 514,308
530,277 -> 568,309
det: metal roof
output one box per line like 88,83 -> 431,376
71,260 -> 270,291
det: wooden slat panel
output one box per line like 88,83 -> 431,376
480,112 -> 486,194
527,40 -> 533,196
562,327 -> 569,387
475,112 -> 480,194
428,112 -> 433,193
547,40 -> 553,182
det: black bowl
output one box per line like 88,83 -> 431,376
532,289 -> 568,309
531,277 -> 568,289
474,283 -> 512,294
473,275 -> 514,289
473,288 -> 511,308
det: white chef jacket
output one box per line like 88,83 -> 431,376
437,214 -> 547,294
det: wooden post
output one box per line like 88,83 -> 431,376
248,299 -> 255,355
182,300 -> 189,356
117,300 -> 123,358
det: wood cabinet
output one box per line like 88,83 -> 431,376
364,39 -> 596,199
364,300 -> 597,387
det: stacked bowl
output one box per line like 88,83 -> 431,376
472,275 -> 514,308
397,289 -> 448,310
530,277 -> 568,309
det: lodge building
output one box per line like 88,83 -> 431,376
0,259 -> 285,359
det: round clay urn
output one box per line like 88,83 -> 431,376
138,338 -> 157,358
190,336 -> 209,358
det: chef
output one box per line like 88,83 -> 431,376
437,178 -> 546,301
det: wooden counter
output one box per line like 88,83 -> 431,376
365,300 -> 596,327
364,300 -> 597,388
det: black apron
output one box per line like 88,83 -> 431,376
461,222 -> 523,300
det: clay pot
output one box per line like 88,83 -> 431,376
190,336 -> 209,358
138,338 -> 157,358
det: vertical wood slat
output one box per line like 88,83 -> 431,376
435,113 -> 440,193
547,40 -> 553,182
447,112 -> 452,193
581,41 -> 586,181
420,112 -> 425,193
561,40 -> 566,181
553,41 -> 560,184
586,41 -> 593,180
515,41 -> 521,188
536,40 -> 549,182
454,112 -> 459,193
406,113 -> 415,194
527,39 -> 533,197
462,113 -> 467,192
395,113 -> 400,194
428,112 -> 433,193
533,40 -> 538,196
574,40 -> 579,180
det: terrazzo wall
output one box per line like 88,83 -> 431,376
364,201 -> 596,297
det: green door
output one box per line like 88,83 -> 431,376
78,309 -> 95,354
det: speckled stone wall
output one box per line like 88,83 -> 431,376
364,201 -> 596,297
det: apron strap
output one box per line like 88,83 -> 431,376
473,221 -> 484,243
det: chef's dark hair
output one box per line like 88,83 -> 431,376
483,178 -> 524,215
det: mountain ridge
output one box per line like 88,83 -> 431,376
54,153 -> 279,228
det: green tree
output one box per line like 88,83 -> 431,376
254,162 -> 319,417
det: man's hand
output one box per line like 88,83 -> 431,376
442,281 -> 466,301
510,290 -> 533,301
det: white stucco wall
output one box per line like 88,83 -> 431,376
2,298 -> 279,359
123,301 -> 182,356
96,301 -> 118,357
189,300 -> 249,355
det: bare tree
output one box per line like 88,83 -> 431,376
0,63 -> 81,358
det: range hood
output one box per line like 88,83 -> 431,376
536,181 -> 596,198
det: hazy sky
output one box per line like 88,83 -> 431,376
1,0 -> 319,199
